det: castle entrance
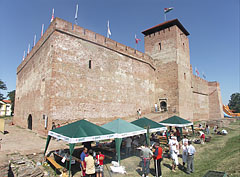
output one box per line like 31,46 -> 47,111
27,114 -> 32,130
159,99 -> 167,112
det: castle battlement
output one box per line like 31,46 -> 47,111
192,74 -> 208,83
17,17 -> 155,74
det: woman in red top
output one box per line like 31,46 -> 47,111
95,151 -> 105,177
153,143 -> 163,177
200,132 -> 205,144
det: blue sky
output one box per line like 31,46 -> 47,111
0,0 -> 239,105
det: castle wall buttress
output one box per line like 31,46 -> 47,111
14,33 -> 55,135
208,82 -> 224,119
176,27 -> 193,121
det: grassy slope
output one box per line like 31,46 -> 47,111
103,119 -> 240,177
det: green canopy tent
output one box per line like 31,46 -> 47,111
101,118 -> 146,164
159,115 -> 194,139
131,117 -> 167,146
43,119 -> 116,176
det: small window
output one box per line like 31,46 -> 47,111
89,60 -> 92,69
159,43 -> 161,50
184,73 -> 186,80
168,27 -> 170,31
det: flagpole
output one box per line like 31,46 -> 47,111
135,34 -> 136,50
164,13 -> 166,21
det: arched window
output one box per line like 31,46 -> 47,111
28,114 -> 32,130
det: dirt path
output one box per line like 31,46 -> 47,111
0,123 -> 68,166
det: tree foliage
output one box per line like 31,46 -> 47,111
228,92 -> 240,113
0,79 -> 7,100
7,90 -> 15,114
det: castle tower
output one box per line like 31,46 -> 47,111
142,19 -> 194,120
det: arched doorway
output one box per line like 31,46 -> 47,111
28,114 -> 32,130
160,101 -> 167,112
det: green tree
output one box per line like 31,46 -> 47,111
0,79 -> 7,100
7,90 -> 15,115
228,92 -> 240,113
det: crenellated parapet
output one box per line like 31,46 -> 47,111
17,17 -> 155,74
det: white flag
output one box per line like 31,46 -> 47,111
75,4 -> 78,24
33,34 -> 36,47
41,24 -> 44,37
27,44 -> 30,54
107,20 -> 111,38
50,8 -> 54,22
22,50 -> 25,60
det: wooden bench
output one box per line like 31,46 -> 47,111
46,156 -> 64,172
104,154 -> 112,159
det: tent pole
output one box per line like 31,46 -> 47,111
68,143 -> 76,177
191,125 -> 194,135
115,138 -> 122,165
43,135 -> 52,156
145,126 -> 150,146
166,129 -> 169,142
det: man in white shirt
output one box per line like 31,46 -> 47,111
168,136 -> 179,172
182,135 -> 188,169
186,141 -> 196,174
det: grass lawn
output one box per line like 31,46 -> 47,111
102,119 -> 240,177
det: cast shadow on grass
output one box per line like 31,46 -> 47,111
136,168 -> 142,176
163,163 -> 172,170
177,164 -> 189,174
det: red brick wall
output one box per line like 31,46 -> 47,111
14,18 -> 155,134
208,82 -> 224,119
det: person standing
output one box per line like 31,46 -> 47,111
80,147 -> 88,176
125,137 -> 132,157
200,131 -> 205,144
137,109 -> 142,119
95,151 -> 104,177
205,125 -> 210,135
186,141 -> 196,174
181,135 -> 188,169
140,144 -> 153,177
155,103 -> 158,112
85,150 -> 95,177
52,122 -> 56,130
175,128 -> 181,142
168,136 -> 179,172
153,143 -> 163,177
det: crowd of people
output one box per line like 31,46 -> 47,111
79,147 -> 105,177
56,122 -> 228,177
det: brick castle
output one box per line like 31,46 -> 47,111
14,18 -> 223,135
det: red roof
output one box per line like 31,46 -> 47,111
3,100 -> 11,104
142,19 -> 190,36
